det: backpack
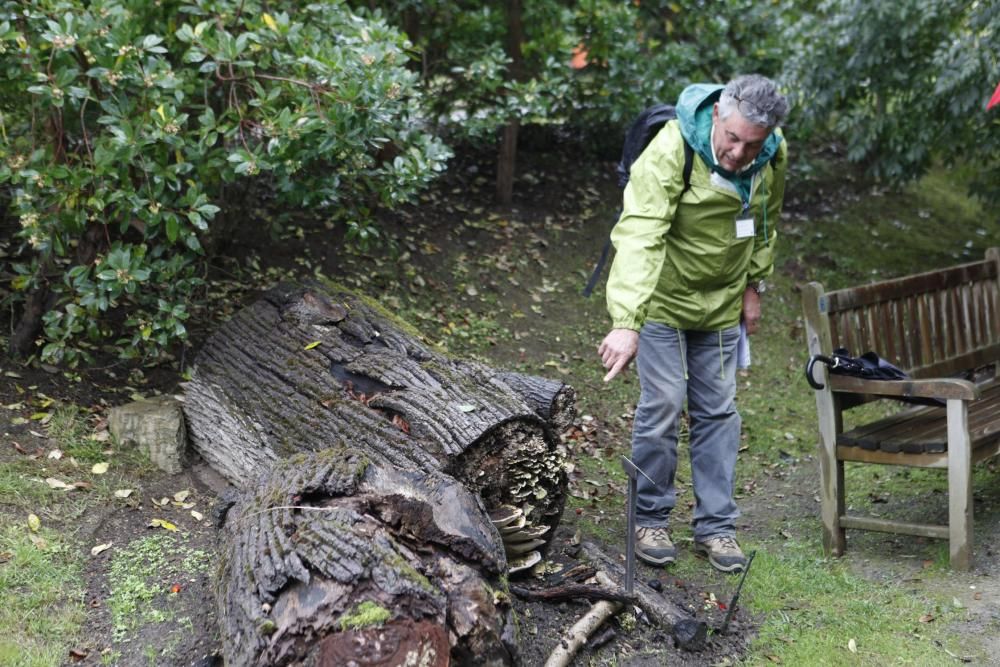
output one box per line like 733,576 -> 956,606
582,104 -> 694,297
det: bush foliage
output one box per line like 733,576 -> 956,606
0,0 -> 449,364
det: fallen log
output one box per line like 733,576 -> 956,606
184,283 -> 569,550
184,282 -> 572,664
215,449 -> 515,666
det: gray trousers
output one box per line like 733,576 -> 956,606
632,322 -> 741,540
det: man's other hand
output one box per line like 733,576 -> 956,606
742,287 -> 761,335
598,328 -> 639,382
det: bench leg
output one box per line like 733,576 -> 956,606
817,394 -> 846,556
947,399 -> 972,571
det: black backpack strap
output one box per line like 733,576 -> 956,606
582,140 -> 695,298
681,140 -> 694,195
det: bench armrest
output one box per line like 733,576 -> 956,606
828,375 -> 980,402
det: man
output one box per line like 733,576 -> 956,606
598,74 -> 788,573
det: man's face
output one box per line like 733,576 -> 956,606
711,103 -> 771,173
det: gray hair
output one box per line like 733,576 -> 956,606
718,74 -> 789,128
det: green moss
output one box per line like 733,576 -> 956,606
389,554 -> 435,593
316,276 -> 428,342
338,600 -> 391,631
257,619 -> 277,635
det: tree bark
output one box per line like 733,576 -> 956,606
495,0 -> 525,206
215,448 -> 516,666
9,283 -> 50,358
184,282 -> 573,664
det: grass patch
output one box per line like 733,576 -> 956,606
743,540 -> 978,665
107,533 -> 211,641
0,525 -> 85,667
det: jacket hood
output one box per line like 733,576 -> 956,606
676,83 -> 783,181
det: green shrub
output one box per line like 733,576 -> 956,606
0,0 -> 450,364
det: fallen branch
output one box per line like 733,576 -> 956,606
543,571 -> 622,667
509,582 -> 633,605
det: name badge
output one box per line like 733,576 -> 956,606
735,217 -> 755,239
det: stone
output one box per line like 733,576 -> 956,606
109,396 -> 186,474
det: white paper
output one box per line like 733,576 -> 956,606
737,321 -> 751,369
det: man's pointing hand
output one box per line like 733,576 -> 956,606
598,328 -> 639,382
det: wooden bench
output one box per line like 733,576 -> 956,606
802,248 -> 1000,570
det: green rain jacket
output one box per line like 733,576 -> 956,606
607,84 -> 788,332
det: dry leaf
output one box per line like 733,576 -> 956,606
29,534 -> 48,550
90,542 -> 113,556
91,430 -> 110,442
114,489 -> 134,498
91,461 -> 109,475
173,489 -> 190,503
190,510 -> 204,522
27,513 -> 41,532
45,477 -> 71,490
848,638 -> 857,653
47,449 -> 63,460
149,518 -> 178,532
919,613 -> 935,623
152,497 -> 170,507
303,341 -> 321,350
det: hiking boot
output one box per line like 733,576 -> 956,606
635,526 -> 677,566
694,534 -> 747,573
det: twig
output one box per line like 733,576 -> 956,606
509,582 -> 633,605
543,571 -> 622,667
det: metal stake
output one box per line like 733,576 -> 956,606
619,456 -> 640,596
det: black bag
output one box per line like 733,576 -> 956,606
581,104 -> 693,297
806,348 -> 944,406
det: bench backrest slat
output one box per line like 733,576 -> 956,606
815,251 -> 1000,377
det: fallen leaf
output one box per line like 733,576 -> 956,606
303,341 -> 322,350
47,449 -> 63,460
149,518 -> 178,532
457,404 -> 477,412
27,513 -> 41,532
91,462 -> 109,475
919,613 -> 935,623
29,534 -> 48,550
68,647 -> 89,661
170,583 -> 182,594
953,597 -> 963,609
114,489 -> 134,498
152,497 -> 170,507
45,477 -> 71,490
190,510 -> 204,522
90,542 -> 113,556
91,430 -> 110,442
848,638 -> 857,653
173,489 -> 191,503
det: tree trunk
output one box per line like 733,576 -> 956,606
8,283 -> 50,358
495,0 -> 525,206
184,282 -> 572,664
496,120 -> 519,206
